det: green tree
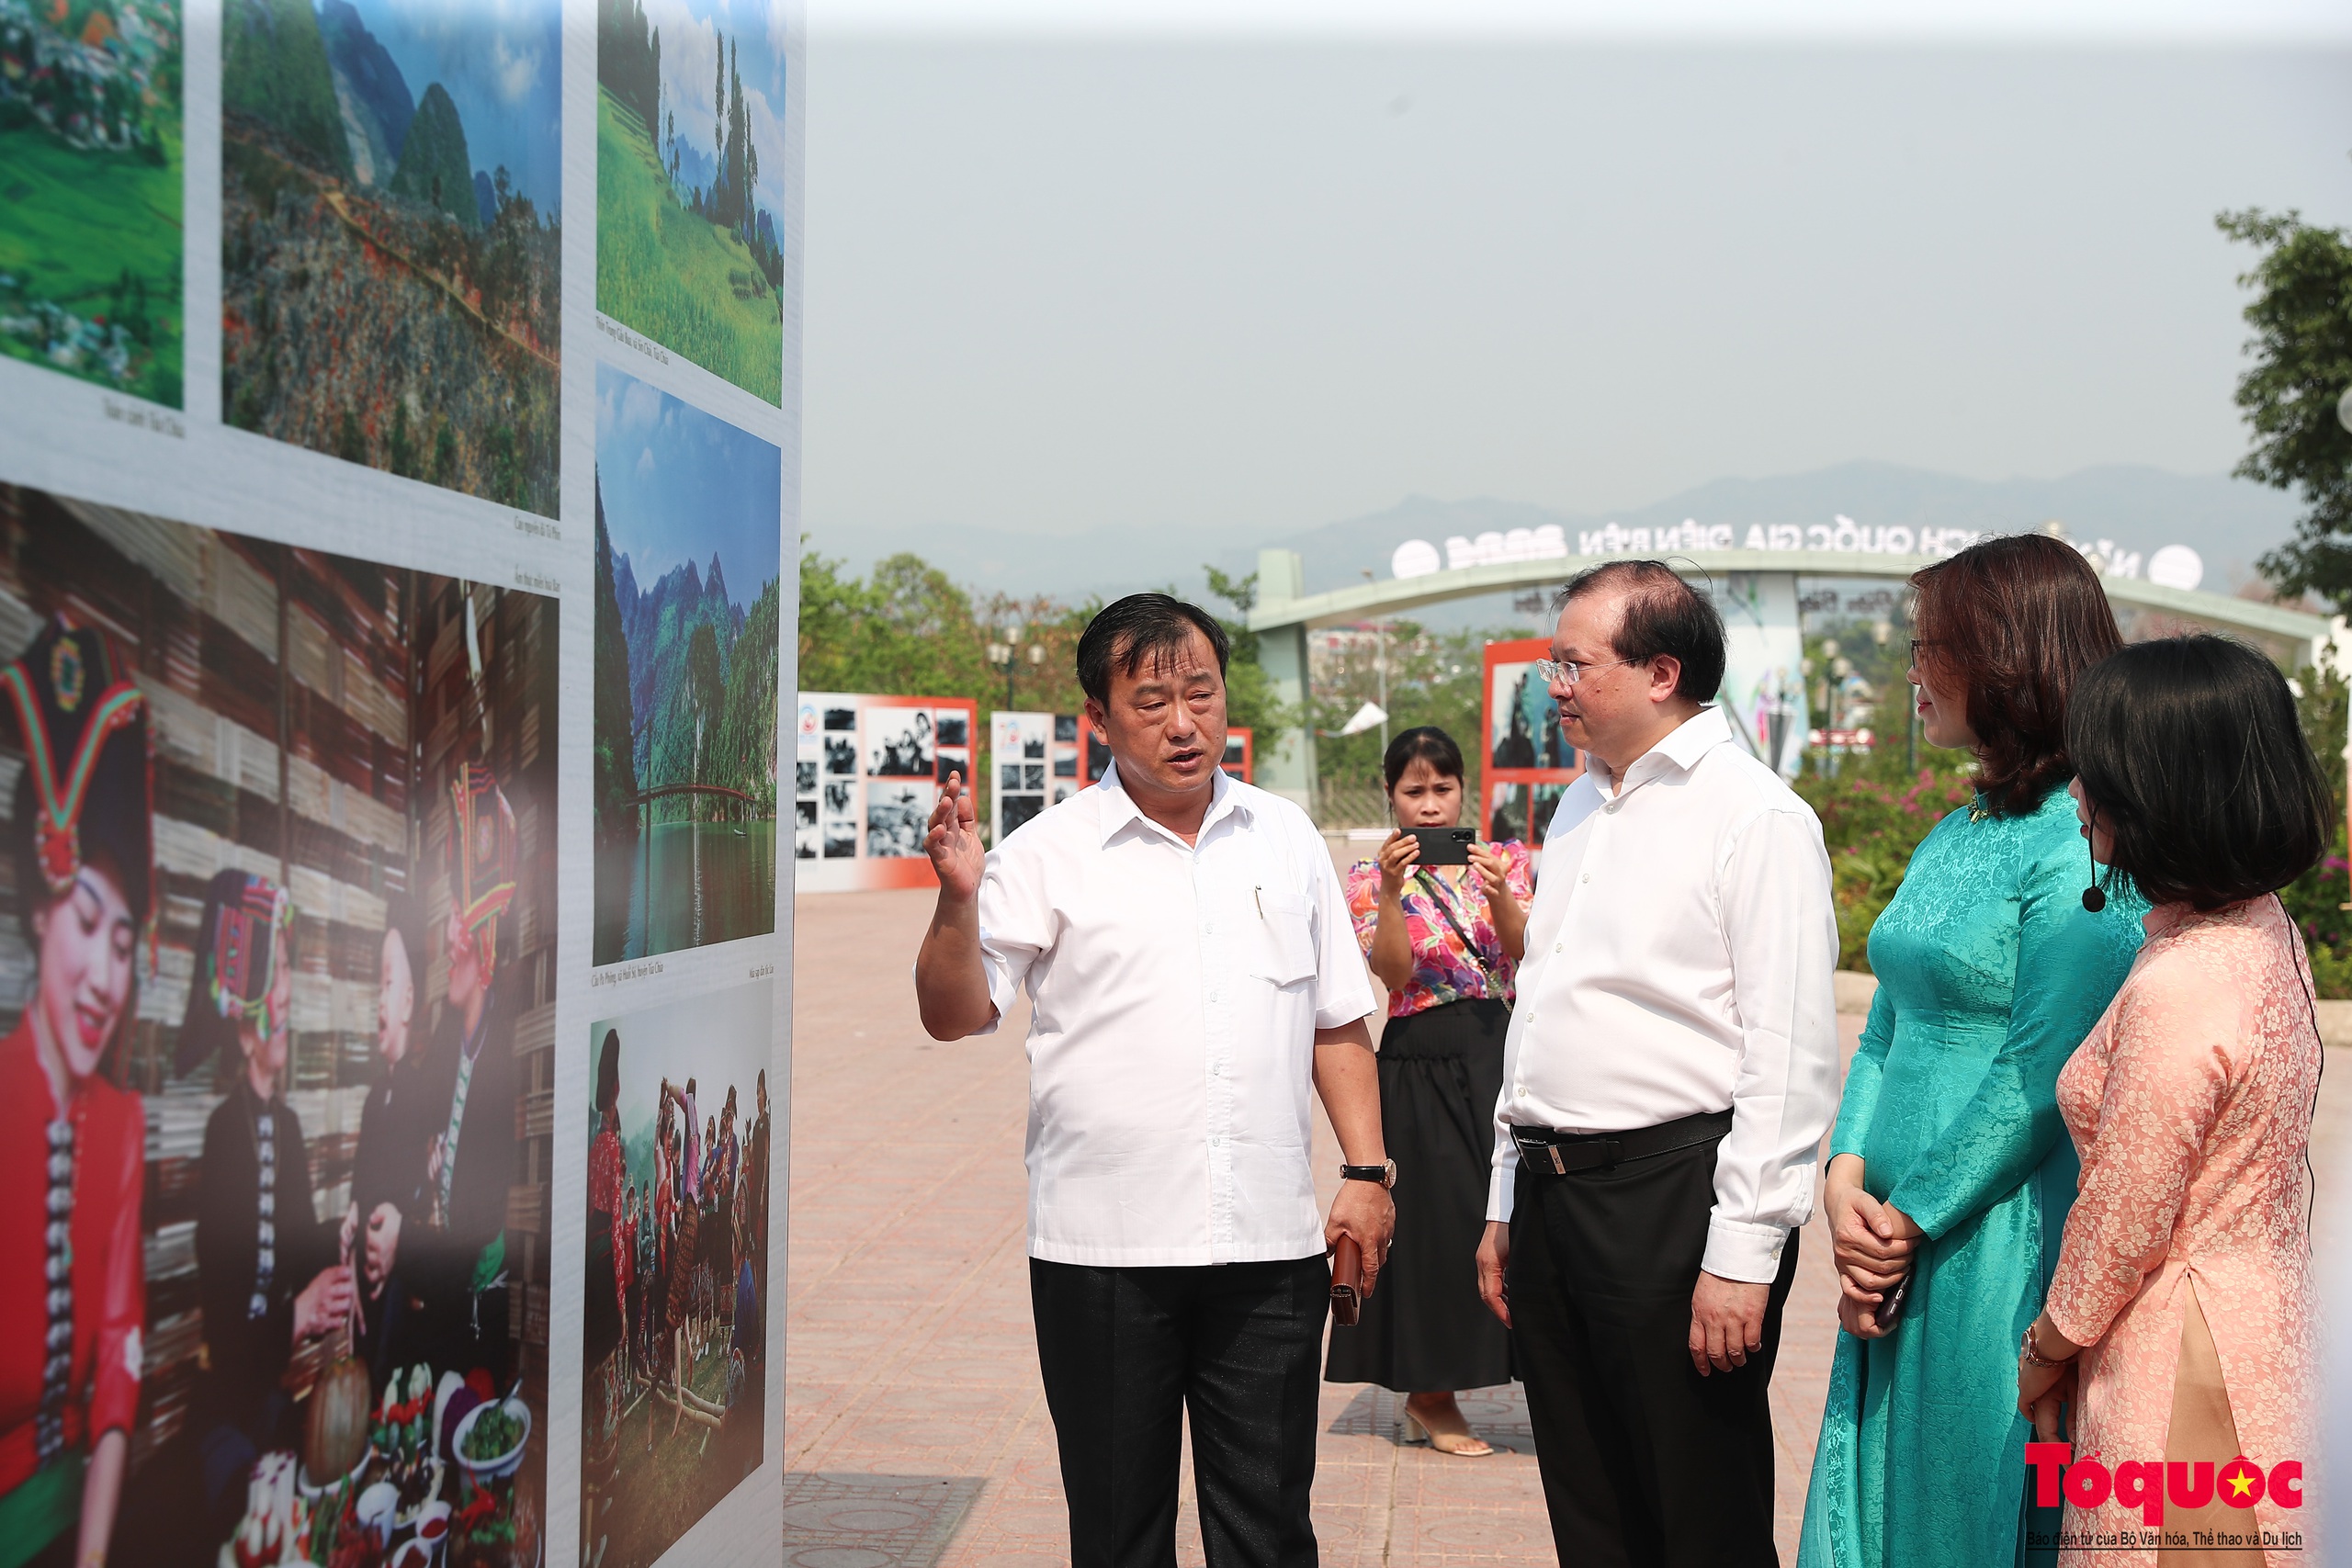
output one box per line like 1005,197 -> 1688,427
1201,566 -> 1294,741
685,619 -> 724,771
2221,207 -> 2352,607
798,545 -> 991,701
592,486 -> 641,834
1307,620 -> 1498,794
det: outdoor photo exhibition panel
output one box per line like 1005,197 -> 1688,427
0,5 -> 804,1568
795,692 -> 978,892
1481,637 -> 1583,848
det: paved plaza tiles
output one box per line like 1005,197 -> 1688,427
784,887 -> 2352,1567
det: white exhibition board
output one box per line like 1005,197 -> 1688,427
0,3 -> 802,1565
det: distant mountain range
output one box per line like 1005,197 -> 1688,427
802,462 -> 2305,620
594,497 -> 780,825
312,0 -> 483,227
612,547 -> 752,779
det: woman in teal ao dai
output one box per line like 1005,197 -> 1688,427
1799,536 -> 2146,1568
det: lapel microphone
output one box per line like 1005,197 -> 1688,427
2082,805 -> 2107,913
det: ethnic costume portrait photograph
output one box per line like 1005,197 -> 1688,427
579,980 -> 775,1568
0,482 -> 561,1568
0,615 -> 154,1568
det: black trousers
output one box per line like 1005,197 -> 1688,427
1031,1254 -> 1329,1568
1508,1141 -> 1800,1568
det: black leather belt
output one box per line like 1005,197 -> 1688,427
1510,1109 -> 1733,1176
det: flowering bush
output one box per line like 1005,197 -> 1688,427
1795,762 -> 1977,972
1792,617 -> 2352,994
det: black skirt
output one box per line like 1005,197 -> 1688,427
1324,997 -> 1515,1393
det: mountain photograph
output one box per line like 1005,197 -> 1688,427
219,0 -> 561,513
594,362 -> 783,964
595,0 -> 786,403
0,0 -> 184,406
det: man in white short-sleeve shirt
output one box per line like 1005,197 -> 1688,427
915,593 -> 1393,1568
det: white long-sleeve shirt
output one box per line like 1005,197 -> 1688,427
1487,704 -> 1839,1283
975,762 -> 1380,1268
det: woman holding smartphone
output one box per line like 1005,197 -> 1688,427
1799,536 -> 2145,1568
2017,637 -> 2326,1563
1324,727 -> 1531,1456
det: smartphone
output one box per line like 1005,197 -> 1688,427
1875,1267 -> 1914,1330
1406,826 -> 1476,865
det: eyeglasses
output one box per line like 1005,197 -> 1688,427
1908,638 -> 1942,662
1533,656 -> 1645,687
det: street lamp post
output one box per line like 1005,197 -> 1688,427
987,620 -> 1036,713
1818,638 -> 1840,777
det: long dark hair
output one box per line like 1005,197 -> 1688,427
1909,534 -> 2120,816
2068,637 -> 2331,910
596,1028 -> 622,1117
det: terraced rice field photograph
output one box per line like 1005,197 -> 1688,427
596,0 -> 786,404
0,0 -> 185,408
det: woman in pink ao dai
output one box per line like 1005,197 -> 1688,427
2016,637 -> 2329,1568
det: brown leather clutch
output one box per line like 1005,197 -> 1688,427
1330,1235 -> 1364,1326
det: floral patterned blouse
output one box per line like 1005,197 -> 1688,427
1345,840 -> 1535,1018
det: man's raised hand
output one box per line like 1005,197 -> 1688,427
926,769 -> 986,901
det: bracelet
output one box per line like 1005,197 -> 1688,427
2019,1321 -> 2077,1370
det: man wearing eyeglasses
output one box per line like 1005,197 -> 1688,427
1474,560 -> 1838,1567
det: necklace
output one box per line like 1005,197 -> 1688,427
35,1096 -> 82,1469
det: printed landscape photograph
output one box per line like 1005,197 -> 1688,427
596,0 -> 787,404
0,0 -> 185,406
0,482 -> 559,1568
581,980 -> 774,1568
594,360 -> 782,965
220,0 -> 561,513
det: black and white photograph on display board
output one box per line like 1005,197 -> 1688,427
865,780 -> 933,858
990,711 -> 1052,841
822,779 -> 854,817
823,733 -> 854,774
936,746 -> 970,785
822,820 -> 856,860
794,799 -> 818,859
0,484 -> 559,1568
865,706 -> 933,777
796,761 -> 818,793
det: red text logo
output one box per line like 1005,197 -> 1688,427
2027,1443 -> 2305,1528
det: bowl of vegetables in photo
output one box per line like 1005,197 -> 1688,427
452,1394 -> 532,1483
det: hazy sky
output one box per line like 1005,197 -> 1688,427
797,32 -> 2352,564
592,978 -> 773,1182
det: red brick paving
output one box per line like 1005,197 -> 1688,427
785,888 -> 2352,1566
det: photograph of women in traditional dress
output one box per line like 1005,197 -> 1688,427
580,982 -> 775,1568
0,482 -> 559,1568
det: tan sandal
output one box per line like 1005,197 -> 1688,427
1402,1409 -> 1495,1457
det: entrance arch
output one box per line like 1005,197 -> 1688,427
1241,546 -> 2328,809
